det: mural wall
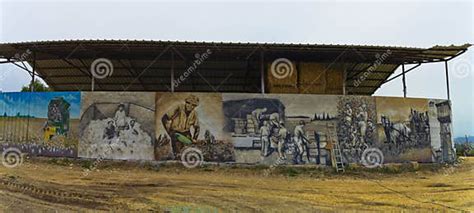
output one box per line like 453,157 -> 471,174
0,92 -> 81,157
78,92 -> 155,160
0,91 -> 455,165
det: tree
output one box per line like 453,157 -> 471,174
21,80 -> 50,92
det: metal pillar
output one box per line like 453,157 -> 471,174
260,50 -> 265,94
343,68 -> 347,95
402,64 -> 407,98
30,52 -> 36,92
171,51 -> 175,92
91,77 -> 95,91
445,60 -> 450,100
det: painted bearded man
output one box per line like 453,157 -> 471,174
161,95 -> 200,158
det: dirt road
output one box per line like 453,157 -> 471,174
0,157 -> 473,212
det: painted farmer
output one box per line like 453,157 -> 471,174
251,108 -> 267,132
161,95 -> 200,158
277,121 -> 288,160
294,120 -> 310,164
260,120 -> 271,157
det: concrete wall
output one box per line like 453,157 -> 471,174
0,91 -> 455,164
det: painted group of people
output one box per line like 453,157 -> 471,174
103,104 -> 140,141
255,108 -> 311,164
339,102 -> 373,161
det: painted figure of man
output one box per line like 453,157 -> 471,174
294,120 -> 310,164
103,120 -> 116,140
128,119 -> 139,136
269,112 -> 281,150
277,121 -> 288,160
162,95 -> 200,158
260,120 -> 271,157
251,108 -> 267,132
114,104 -> 127,131
357,104 -> 368,144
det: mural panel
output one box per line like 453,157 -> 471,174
0,92 -> 81,157
223,93 -> 339,165
78,92 -> 155,160
375,97 -> 432,163
155,93 -> 234,162
336,96 -> 377,163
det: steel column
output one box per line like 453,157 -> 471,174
91,77 -> 95,91
171,51 -> 175,92
30,52 -> 36,92
402,64 -> 407,98
260,50 -> 265,94
445,60 -> 450,100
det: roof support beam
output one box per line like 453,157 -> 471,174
118,59 -> 147,91
402,64 -> 407,98
260,50 -> 265,94
383,63 -> 421,84
445,60 -> 450,100
30,52 -> 36,92
62,58 -> 103,90
171,51 -> 175,92
124,45 -> 172,91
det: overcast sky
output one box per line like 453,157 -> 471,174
0,0 -> 473,137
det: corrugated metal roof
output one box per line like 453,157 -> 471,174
0,40 -> 470,95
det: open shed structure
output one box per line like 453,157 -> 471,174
0,40 -> 470,97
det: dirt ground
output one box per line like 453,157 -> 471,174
0,157 -> 473,212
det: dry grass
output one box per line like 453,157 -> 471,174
0,157 -> 473,212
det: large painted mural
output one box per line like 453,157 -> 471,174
0,92 -> 81,157
374,97 -> 432,163
222,93 -> 339,165
0,91 -> 455,165
78,92 -> 155,160
336,96 -> 378,164
154,92 -> 234,162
